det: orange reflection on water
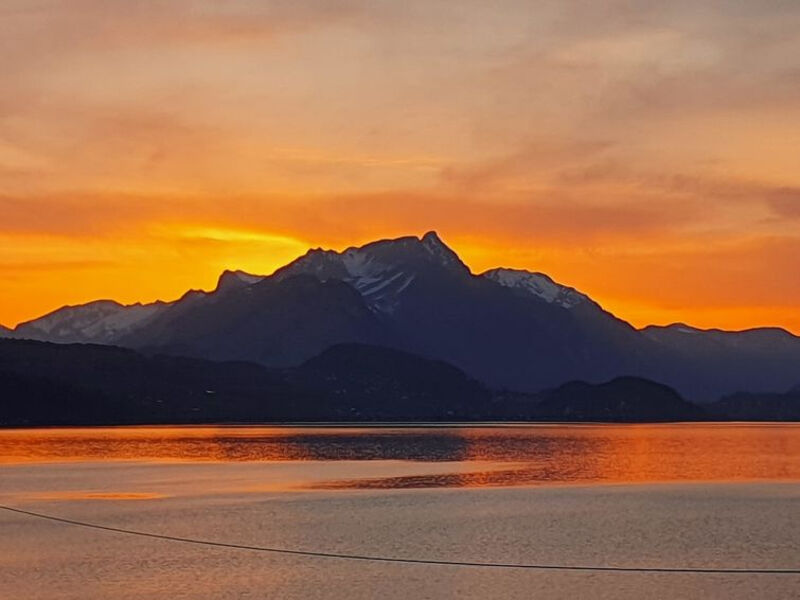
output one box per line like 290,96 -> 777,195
0,427 -> 322,464
1,425 -> 799,490
29,491 -> 167,501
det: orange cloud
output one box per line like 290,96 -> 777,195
1,1 -> 800,332
2,189 -> 799,333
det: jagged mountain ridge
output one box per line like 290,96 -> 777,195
11,299 -> 170,344
272,232 -> 464,314
272,231 -> 647,390
114,231 -> 631,389
5,231 -> 800,400
120,275 -> 389,367
3,232 -> 606,342
483,268 -> 589,309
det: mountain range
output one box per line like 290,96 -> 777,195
3,231 -> 799,402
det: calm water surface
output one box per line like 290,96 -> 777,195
2,425 -> 799,600
1,423 -> 799,489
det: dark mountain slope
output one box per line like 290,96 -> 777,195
709,386 -> 800,421
0,338 -> 720,425
122,275 -> 389,367
0,339 -> 494,425
0,338 -> 307,425
275,232 -> 648,391
289,343 -> 492,420
532,377 -> 707,422
641,324 -> 800,401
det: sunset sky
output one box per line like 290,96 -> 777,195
2,0 -> 799,332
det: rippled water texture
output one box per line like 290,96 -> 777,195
2,425 -> 799,599
1,424 -> 799,488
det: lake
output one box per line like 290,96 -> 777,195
1,424 -> 799,598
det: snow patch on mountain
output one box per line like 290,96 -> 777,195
482,268 -> 588,309
421,231 -> 463,269
14,300 -> 169,344
272,232 -> 468,313
331,250 -> 413,313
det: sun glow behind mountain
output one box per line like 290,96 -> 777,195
2,1 -> 800,332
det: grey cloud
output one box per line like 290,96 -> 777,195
766,188 -> 800,219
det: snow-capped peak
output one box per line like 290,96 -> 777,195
483,268 -> 588,309
420,231 -> 465,269
273,232 -> 469,312
293,246 -> 414,313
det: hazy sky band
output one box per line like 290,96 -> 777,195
1,1 -> 799,331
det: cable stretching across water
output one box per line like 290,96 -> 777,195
2,504 -> 799,575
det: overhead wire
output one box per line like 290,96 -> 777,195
2,505 -> 798,575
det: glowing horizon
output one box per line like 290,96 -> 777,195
2,228 -> 797,334
2,1 -> 799,333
